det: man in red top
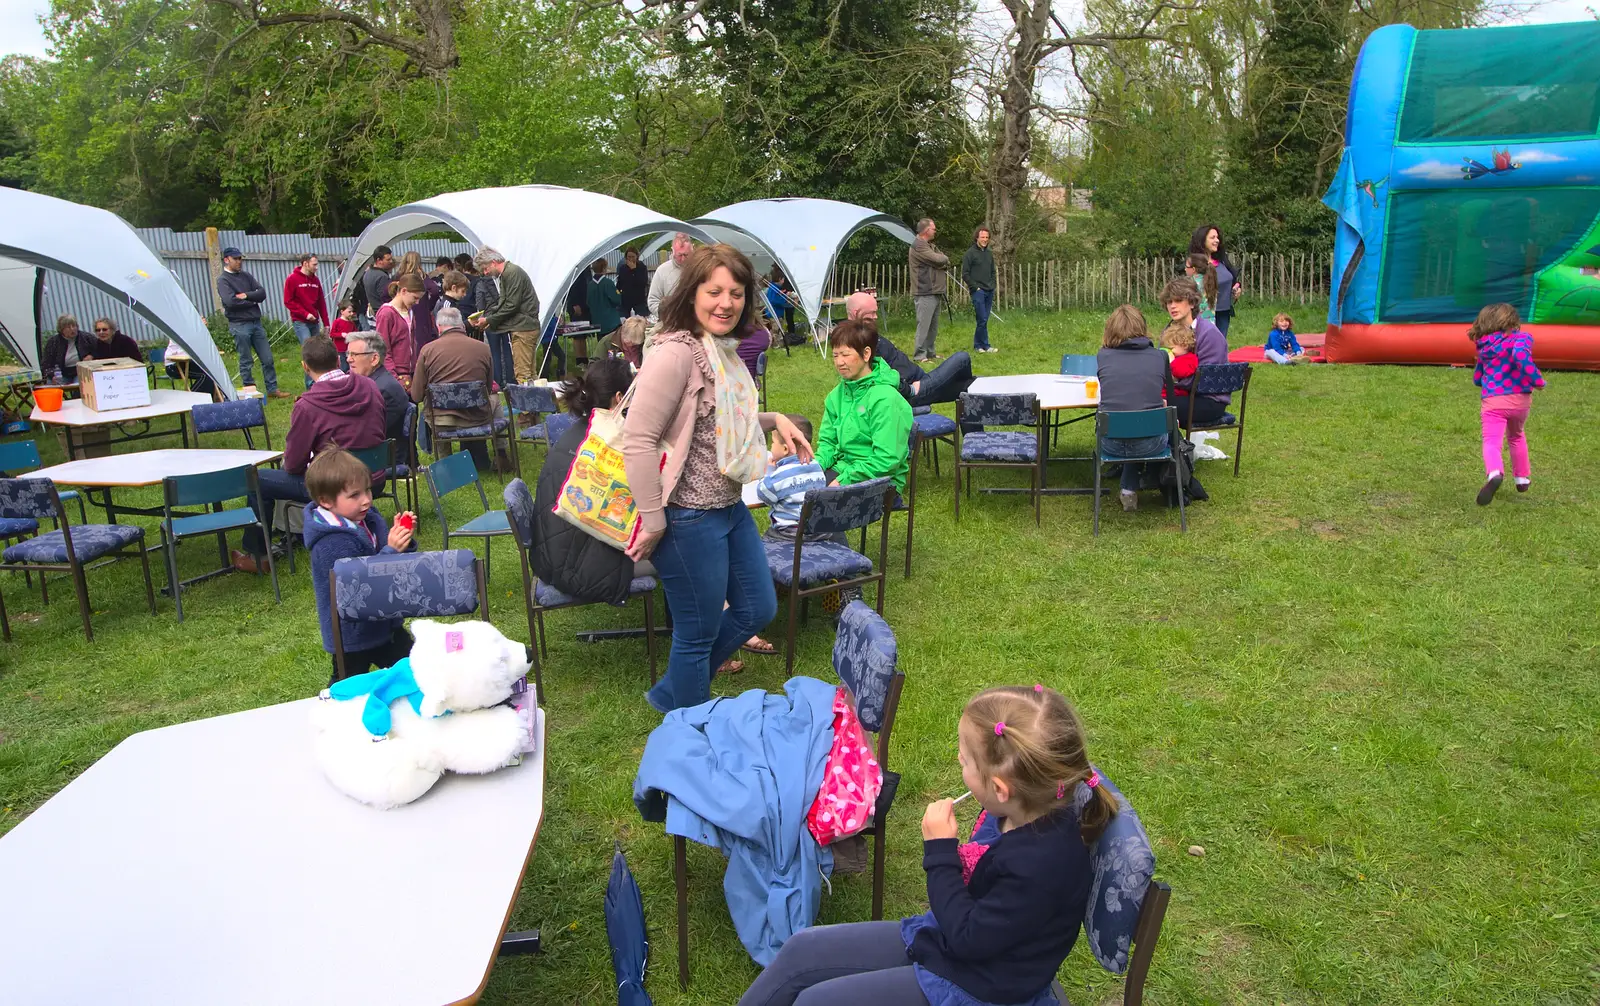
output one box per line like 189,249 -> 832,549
284,254 -> 330,387
233,333 -> 386,573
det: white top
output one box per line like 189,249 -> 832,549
968,373 -> 1099,411
647,257 -> 682,316
30,448 -> 283,488
28,388 -> 211,427
0,700 -> 547,1006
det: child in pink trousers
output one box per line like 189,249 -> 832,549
1470,303 -> 1544,506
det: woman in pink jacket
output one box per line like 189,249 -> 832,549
376,273 -> 423,386
623,245 -> 811,713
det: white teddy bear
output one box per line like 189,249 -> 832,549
311,619 -> 536,809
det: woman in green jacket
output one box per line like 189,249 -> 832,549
814,319 -> 914,495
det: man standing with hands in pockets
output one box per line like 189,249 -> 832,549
908,218 -> 949,363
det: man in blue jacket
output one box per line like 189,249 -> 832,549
217,247 -> 289,398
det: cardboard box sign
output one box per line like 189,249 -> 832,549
76,358 -> 152,412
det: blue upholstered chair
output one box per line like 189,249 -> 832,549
1093,408 -> 1185,536
502,478 -> 658,702
504,383 -> 561,479
191,398 -> 272,451
425,380 -> 513,478
0,440 -> 86,525
1043,772 -> 1171,1005
0,477 -> 155,642
911,406 -> 958,478
765,477 -> 895,676
955,392 -> 1046,525
670,600 -> 905,990
327,549 -> 486,680
395,403 -> 420,514
423,450 -> 512,581
160,466 -> 281,622
1184,362 -> 1251,476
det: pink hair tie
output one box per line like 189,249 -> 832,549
1034,684 -> 1044,694
994,722 -> 1006,737
1055,782 -> 1066,800
1086,771 -> 1101,789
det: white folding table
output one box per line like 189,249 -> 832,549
28,389 -> 213,460
31,447 -> 283,523
0,700 -> 548,1006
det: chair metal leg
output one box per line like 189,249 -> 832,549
1233,424 -> 1244,477
165,531 -> 184,623
264,528 -> 282,602
675,835 -> 690,990
871,819 -> 887,920
952,462 -> 961,521
70,561 -> 93,642
1093,462 -> 1102,535
644,592 -> 658,686
537,609 -> 549,659
139,543 -> 156,617
784,588 -> 800,677
1175,458 -> 1187,532
0,579 -> 8,641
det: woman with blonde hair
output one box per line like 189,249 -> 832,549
1095,304 -> 1173,512
622,244 -> 813,713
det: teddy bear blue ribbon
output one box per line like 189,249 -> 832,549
327,659 -> 424,737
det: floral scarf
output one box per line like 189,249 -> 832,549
700,332 -> 767,484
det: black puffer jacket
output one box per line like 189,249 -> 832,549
533,418 -> 635,605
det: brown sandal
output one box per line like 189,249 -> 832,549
716,658 -> 745,676
742,636 -> 777,656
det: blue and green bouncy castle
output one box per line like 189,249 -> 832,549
1323,20 -> 1600,369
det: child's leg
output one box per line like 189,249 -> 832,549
1264,348 -> 1288,365
1504,407 -> 1531,479
1480,403 -> 1508,476
737,922 -> 919,1006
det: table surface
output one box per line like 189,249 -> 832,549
0,699 -> 547,1006
743,479 -> 763,508
968,373 -> 1099,411
28,388 -> 211,426
31,448 -> 283,488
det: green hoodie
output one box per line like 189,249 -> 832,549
814,356 -> 914,493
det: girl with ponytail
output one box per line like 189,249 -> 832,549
738,683 -> 1114,1006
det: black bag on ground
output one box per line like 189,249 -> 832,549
1159,436 -> 1207,505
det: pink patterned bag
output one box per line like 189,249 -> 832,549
807,687 -> 883,847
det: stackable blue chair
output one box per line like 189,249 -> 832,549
160,465 -> 281,622
191,398 -> 273,451
424,450 -> 512,580
1092,407 -> 1185,536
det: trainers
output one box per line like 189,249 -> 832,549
978,347 -> 999,354
1120,490 -> 1138,512
1477,471 -> 1503,506
267,390 -> 292,399
1515,478 -> 1531,493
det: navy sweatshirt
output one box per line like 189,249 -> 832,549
909,807 -> 1092,1003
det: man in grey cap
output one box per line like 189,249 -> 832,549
412,306 -> 507,472
216,246 -> 288,397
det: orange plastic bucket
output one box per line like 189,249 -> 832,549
32,387 -> 63,412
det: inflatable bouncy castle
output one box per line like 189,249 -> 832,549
1323,20 -> 1600,370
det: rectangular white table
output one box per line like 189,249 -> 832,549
0,700 -> 547,1006
32,447 -> 283,523
29,388 -> 213,460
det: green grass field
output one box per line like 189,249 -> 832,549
2,303 -> 1597,1005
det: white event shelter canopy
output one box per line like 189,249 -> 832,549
0,188 -> 235,398
647,198 -> 917,329
332,185 -> 716,334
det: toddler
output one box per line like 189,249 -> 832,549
1184,253 -> 1217,322
1162,320 -> 1198,400
330,300 -> 358,369
1470,303 -> 1544,505
756,415 -> 832,544
305,448 -> 417,682
1264,312 -> 1305,364
737,683 -> 1117,1006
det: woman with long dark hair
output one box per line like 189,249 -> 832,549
621,244 -> 812,713
1188,224 -> 1242,337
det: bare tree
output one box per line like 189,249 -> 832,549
204,0 -> 463,76
976,0 -> 1191,265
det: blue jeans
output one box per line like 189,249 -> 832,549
228,320 -> 277,393
971,287 -> 993,350
648,502 -> 777,713
487,332 -> 514,386
292,320 -> 320,387
244,468 -> 311,554
1215,308 -> 1233,337
1101,434 -> 1169,491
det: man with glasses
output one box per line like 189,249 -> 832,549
86,318 -> 145,362
347,332 -> 409,443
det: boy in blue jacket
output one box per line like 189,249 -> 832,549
1264,312 -> 1306,364
305,448 -> 417,682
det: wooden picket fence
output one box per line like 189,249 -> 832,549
825,252 -> 1330,311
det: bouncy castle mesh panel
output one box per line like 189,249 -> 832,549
1379,187 -> 1600,322
1397,23 -> 1600,143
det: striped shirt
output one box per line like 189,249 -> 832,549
757,455 -> 828,528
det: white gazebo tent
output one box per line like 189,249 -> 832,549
332,186 -> 716,347
647,198 -> 916,334
0,188 -> 235,399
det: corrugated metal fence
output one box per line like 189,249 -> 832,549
39,229 -> 473,346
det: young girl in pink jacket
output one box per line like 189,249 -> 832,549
1470,303 -> 1545,505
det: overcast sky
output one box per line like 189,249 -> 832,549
2,0 -> 1594,61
